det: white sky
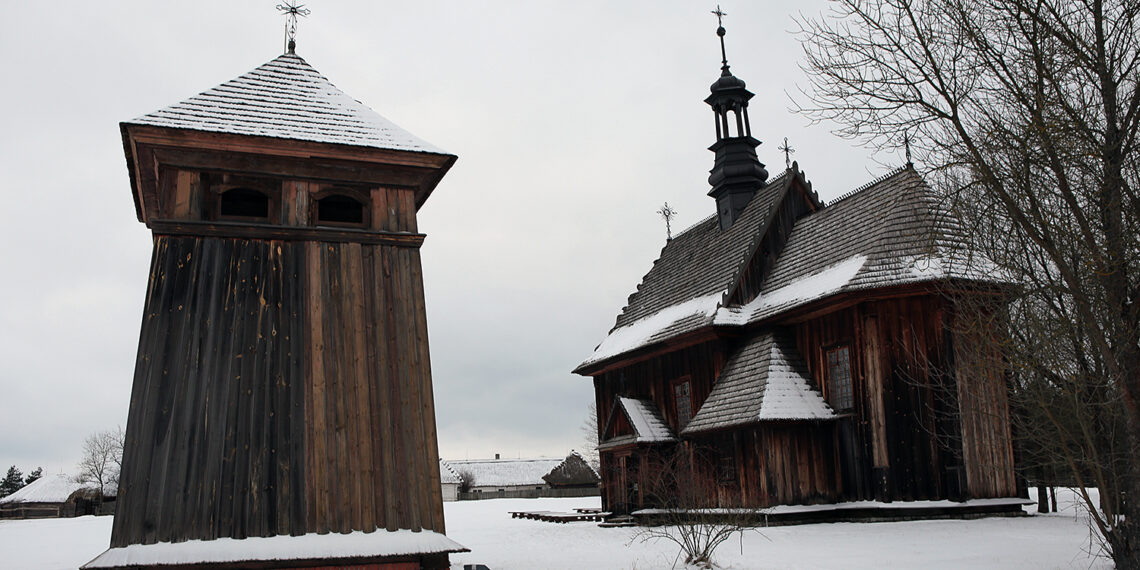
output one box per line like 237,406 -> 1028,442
0,1 -> 900,476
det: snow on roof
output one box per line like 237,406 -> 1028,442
0,474 -> 93,504
684,332 -> 833,434
439,460 -> 462,485
442,457 -> 564,488
578,168 -> 1007,371
125,53 -> 447,154
619,397 -> 678,443
757,343 -> 834,420
714,255 -> 867,326
81,528 -> 467,568
580,292 -> 722,368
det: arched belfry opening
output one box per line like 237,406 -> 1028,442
315,192 -> 367,226
89,44 -> 462,570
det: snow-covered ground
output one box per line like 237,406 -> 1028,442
1,489 -> 1110,569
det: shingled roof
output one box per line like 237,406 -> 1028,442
576,173 -> 791,370
599,397 -> 678,450
577,166 -> 997,372
683,332 -> 833,434
125,53 -> 446,154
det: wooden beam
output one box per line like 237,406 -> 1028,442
149,220 -> 426,247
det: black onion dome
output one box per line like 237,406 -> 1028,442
710,70 -> 747,92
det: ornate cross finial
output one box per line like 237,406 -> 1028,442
657,202 -> 678,241
712,5 -> 730,71
903,132 -> 913,167
712,5 -> 727,26
778,137 -> 796,170
277,1 -> 311,54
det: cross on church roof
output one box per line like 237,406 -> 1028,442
778,137 -> 796,170
277,1 -> 311,54
657,202 -> 678,241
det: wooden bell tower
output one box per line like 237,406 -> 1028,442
83,50 -> 464,570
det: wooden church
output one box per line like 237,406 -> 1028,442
574,20 -> 1020,515
83,38 -> 465,570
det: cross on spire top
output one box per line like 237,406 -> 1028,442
712,5 -> 727,26
712,5 -> 731,71
276,1 -> 311,54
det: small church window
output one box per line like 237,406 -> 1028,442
718,440 -> 737,483
826,345 -> 854,412
315,193 -> 366,226
673,378 -> 693,429
219,187 -> 270,220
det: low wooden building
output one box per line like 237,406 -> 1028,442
0,474 -> 111,519
574,24 -> 1018,515
444,452 -> 599,500
84,45 -> 464,570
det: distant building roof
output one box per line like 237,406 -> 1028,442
578,167 -> 1000,372
124,53 -> 446,155
439,460 -> 462,485
443,457 -> 564,488
0,473 -> 96,504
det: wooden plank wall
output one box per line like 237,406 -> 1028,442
714,425 -> 838,507
594,342 -> 724,440
592,343 -> 723,512
951,310 -> 1018,498
112,234 -> 444,548
795,295 -> 964,502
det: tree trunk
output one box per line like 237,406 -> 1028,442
1037,484 -> 1050,514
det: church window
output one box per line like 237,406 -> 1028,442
826,345 -> 854,412
673,377 -> 693,429
718,440 -> 737,483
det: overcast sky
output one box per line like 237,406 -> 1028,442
0,1 -> 900,476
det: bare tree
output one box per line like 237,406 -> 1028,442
633,448 -> 760,569
77,427 -> 124,495
456,469 -> 475,495
797,1 -> 1140,566
580,402 -> 601,473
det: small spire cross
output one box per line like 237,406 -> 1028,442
712,6 -> 727,26
276,1 -> 311,54
778,137 -> 796,170
903,132 -> 913,166
657,202 -> 678,241
712,5 -> 730,70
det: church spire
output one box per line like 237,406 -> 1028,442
705,7 -> 768,230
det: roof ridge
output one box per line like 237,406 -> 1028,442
826,165 -> 912,207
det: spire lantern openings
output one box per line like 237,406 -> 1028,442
705,6 -> 754,142
704,6 -> 768,230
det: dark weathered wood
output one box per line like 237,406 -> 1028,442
149,220 -> 425,247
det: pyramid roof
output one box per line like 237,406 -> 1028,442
124,53 -> 445,155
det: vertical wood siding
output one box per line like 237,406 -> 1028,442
112,235 -> 444,547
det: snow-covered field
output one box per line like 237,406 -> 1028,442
1,489 -> 1110,569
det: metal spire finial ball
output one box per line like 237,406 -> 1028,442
717,26 -> 726,37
